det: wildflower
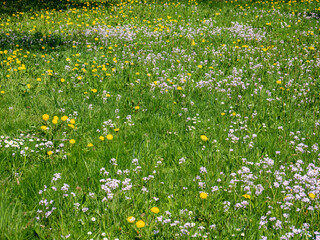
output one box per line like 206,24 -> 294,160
127,216 -> 135,223
70,119 -> 75,124
135,106 -> 140,110
52,119 -> 58,124
232,112 -> 236,116
99,136 -> 105,141
200,135 -> 208,141
106,134 -> 113,140
114,128 -> 120,132
61,116 -> 68,121
221,112 -> 225,116
60,78 -> 65,82
309,193 -> 316,199
69,139 -> 76,144
53,116 -> 59,120
41,125 -> 48,130
276,80 -> 282,84
68,124 -> 75,129
136,220 -> 145,228
191,40 -> 196,46
42,114 -> 49,121
91,89 -> 97,93
242,194 -> 251,199
200,192 -> 208,199
87,143 -> 93,147
177,86 -> 182,90
197,65 -> 203,69
47,151 -> 53,155
150,207 -> 160,214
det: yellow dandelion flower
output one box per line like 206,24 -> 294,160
47,151 -> 53,155
242,194 -> 251,199
61,116 -> 68,121
150,207 -> 160,214
99,136 -> 105,141
69,139 -> 76,144
135,106 -> 140,110
87,143 -> 93,147
200,135 -> 208,141
135,220 -> 145,228
114,128 -> 120,132
41,125 -> 48,130
70,119 -> 75,124
127,216 -> 135,223
309,193 -> 316,199
42,114 -> 49,121
177,86 -> 182,90
197,65 -> 203,69
200,192 -> 208,199
106,134 -> 113,140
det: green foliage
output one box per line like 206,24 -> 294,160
0,0 -> 320,239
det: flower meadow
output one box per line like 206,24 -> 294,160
0,0 -> 320,239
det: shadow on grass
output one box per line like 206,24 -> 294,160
0,30 -> 83,51
0,0 -> 116,15
306,11 -> 320,19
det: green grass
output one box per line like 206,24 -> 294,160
0,0 -> 320,239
